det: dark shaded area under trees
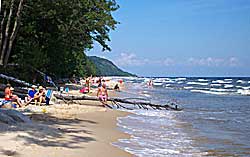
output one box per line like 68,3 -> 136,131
0,0 -> 119,83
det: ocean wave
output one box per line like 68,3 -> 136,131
241,86 -> 250,90
198,79 -> 209,82
175,78 -> 186,81
224,85 -> 234,88
164,80 -> 176,83
210,84 -> 222,87
236,80 -> 247,84
235,86 -> 250,90
184,86 -> 194,90
237,89 -> 250,96
210,88 -> 235,92
177,81 -> 184,84
115,111 -> 202,157
191,89 -> 230,95
212,80 -> 232,84
187,82 -> 209,86
165,84 -> 171,87
153,82 -> 163,86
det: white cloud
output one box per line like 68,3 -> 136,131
115,53 -> 176,67
187,57 -> 240,67
114,53 -> 241,68
115,53 -> 148,66
163,58 -> 175,66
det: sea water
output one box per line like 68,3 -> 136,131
113,77 -> 250,157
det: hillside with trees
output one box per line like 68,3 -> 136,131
88,56 -> 135,76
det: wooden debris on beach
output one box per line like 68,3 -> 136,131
0,73 -> 32,87
54,94 -> 182,111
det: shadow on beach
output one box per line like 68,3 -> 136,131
0,112 -> 97,155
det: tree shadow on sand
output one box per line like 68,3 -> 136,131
0,113 -> 97,151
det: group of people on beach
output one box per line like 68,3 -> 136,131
80,76 -> 122,107
80,76 -> 109,106
1,84 -> 48,108
1,76 -> 123,109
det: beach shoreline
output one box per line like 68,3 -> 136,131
0,96 -> 132,157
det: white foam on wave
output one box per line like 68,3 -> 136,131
115,110 -> 202,157
236,86 -> 243,88
210,84 -> 222,87
237,80 -> 247,84
210,88 -> 235,92
241,86 -> 250,90
235,86 -> 250,90
187,82 -> 209,86
224,85 -> 234,88
153,82 -> 163,86
212,80 -> 232,84
191,89 -> 230,95
198,79 -> 209,82
237,89 -> 250,95
224,79 -> 233,81
153,78 -> 166,82
165,84 -> 171,87
164,80 -> 175,83
177,81 -> 184,84
175,78 -> 186,81
184,86 -> 194,90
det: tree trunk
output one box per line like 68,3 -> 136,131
4,0 -> 24,66
0,10 -> 7,58
0,0 -> 14,65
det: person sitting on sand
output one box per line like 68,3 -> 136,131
25,85 -> 37,105
4,84 -> 11,100
34,86 -> 46,105
4,84 -> 24,107
97,83 -> 108,107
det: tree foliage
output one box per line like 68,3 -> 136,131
1,0 -> 119,80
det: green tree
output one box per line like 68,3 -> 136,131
8,0 -> 119,79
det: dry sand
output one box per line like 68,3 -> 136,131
0,90 -> 132,157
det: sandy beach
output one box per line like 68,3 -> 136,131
0,91 -> 132,157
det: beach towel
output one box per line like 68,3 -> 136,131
0,100 -> 17,108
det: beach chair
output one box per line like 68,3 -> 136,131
45,89 -> 53,105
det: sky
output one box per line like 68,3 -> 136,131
87,0 -> 250,77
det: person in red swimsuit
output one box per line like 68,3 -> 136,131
4,84 -> 23,107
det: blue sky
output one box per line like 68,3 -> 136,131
87,0 -> 250,77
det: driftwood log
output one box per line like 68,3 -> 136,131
0,73 -> 32,87
54,94 -> 182,111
